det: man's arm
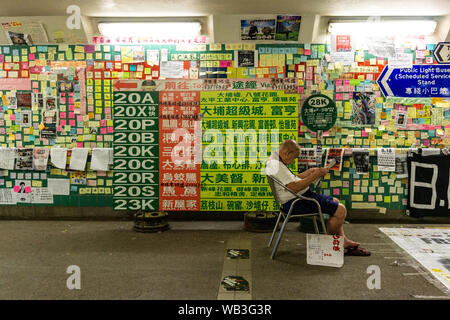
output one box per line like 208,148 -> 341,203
287,168 -> 328,193
296,167 -> 318,179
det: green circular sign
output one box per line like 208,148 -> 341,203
301,94 -> 337,132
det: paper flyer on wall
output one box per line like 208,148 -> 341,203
395,111 -> 408,129
298,148 -> 317,172
377,148 -> 396,172
50,148 -> 67,169
90,148 -> 111,171
0,188 -> 16,204
325,148 -> 343,171
352,148 -> 370,174
0,148 -> 17,170
395,154 -> 408,178
13,180 -> 31,203
160,61 -> 184,79
15,148 -> 33,170
32,148 -> 50,170
47,178 -> 70,195
31,187 -> 53,204
69,148 -> 89,171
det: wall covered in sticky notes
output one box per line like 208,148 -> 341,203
0,43 -> 448,214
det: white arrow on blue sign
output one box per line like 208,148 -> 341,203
433,42 -> 450,64
377,65 -> 450,98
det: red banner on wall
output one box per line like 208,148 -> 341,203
159,91 -> 201,211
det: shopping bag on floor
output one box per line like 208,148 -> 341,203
306,233 -> 344,267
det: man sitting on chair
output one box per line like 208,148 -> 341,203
265,139 -> 370,256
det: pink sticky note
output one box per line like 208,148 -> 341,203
77,142 -> 83,148
13,186 -> 20,192
100,127 -> 107,134
10,115 -> 16,120
335,93 -> 343,100
60,112 -> 66,118
24,186 -> 31,193
69,112 -> 75,118
77,115 -> 83,121
362,131 -> 369,137
28,53 -> 35,60
304,49 -> 311,55
100,120 -> 106,126
68,98 -> 75,104
69,120 -> 76,126
333,188 -> 340,196
60,120 -> 67,126
60,98 -> 66,104
107,127 -> 114,133
69,105 -> 75,111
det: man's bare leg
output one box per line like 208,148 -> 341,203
327,199 -> 360,248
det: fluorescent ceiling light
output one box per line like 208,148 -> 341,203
329,20 -> 437,37
98,22 -> 202,38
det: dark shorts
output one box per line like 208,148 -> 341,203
282,188 -> 339,216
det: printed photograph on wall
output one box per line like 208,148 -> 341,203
5,31 -> 33,45
16,92 -> 32,108
352,149 -> 370,174
240,19 -> 275,40
275,15 -> 301,41
351,92 -> 376,125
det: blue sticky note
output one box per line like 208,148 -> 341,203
28,135 -> 35,141
71,186 -> 78,192
130,65 -> 137,71
37,46 -> 48,52
272,48 -> 279,54
300,56 -> 307,62
3,47 -> 10,54
258,47 -> 265,54
12,49 -> 19,56
426,44 -> 435,51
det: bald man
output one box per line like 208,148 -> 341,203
265,140 -> 370,256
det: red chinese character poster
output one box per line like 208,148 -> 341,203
159,91 -> 201,211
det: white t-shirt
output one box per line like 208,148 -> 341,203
265,157 -> 308,204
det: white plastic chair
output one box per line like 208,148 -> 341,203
266,175 -> 327,259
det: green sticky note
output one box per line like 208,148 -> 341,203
342,188 -> 349,195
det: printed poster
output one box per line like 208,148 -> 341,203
325,148 -> 343,171
240,19 -> 276,40
377,148 -> 396,172
15,148 -> 33,170
352,148 -> 370,174
201,90 -> 298,211
275,16 -> 301,41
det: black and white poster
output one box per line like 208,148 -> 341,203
15,148 -> 33,170
395,154 -> 408,179
298,148 -> 317,173
407,152 -> 450,218
235,50 -> 257,68
352,148 -> 370,174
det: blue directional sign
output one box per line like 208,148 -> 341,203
377,65 -> 450,98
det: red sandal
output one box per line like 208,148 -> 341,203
345,246 -> 371,256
